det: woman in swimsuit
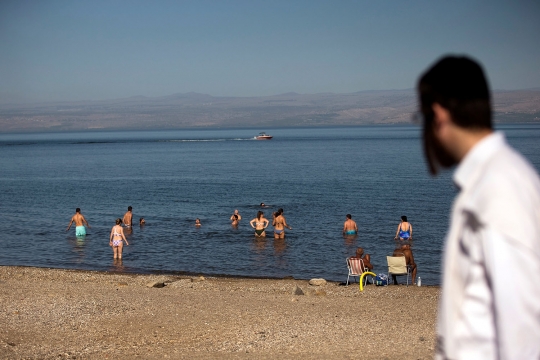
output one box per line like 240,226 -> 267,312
250,211 -> 269,237
273,208 -> 292,239
394,215 -> 413,241
231,214 -> 239,227
109,218 -> 129,259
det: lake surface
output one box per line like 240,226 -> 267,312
1,125 -> 539,285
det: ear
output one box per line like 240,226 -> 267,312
432,103 -> 453,138
432,103 -> 451,127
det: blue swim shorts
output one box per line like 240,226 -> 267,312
76,226 -> 86,237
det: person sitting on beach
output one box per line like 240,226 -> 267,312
123,206 -> 133,228
231,214 -> 239,227
230,209 -> 242,222
195,218 -> 201,227
394,215 -> 413,240
349,247 -> 373,272
392,244 -> 417,285
343,214 -> 358,235
109,218 -> 129,259
250,211 -> 269,237
273,208 -> 292,239
66,208 -> 91,237
139,217 -> 145,226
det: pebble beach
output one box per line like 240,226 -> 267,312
0,266 -> 439,359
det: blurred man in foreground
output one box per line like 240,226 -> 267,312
417,56 -> 540,359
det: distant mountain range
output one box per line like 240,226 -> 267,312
0,89 -> 539,132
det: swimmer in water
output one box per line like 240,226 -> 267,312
66,208 -> 91,237
123,206 -> 133,228
109,218 -> 129,259
394,215 -> 412,241
231,214 -> 239,227
230,209 -> 242,222
139,217 -> 145,225
195,218 -> 201,227
343,214 -> 358,235
273,208 -> 292,239
250,211 -> 269,237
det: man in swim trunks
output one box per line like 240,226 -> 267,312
123,206 -> 133,228
343,214 -> 358,235
392,244 -> 417,285
66,208 -> 91,237
349,247 -> 373,272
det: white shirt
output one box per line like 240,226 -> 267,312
436,132 -> 540,360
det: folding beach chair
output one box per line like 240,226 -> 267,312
386,256 -> 410,286
346,257 -> 372,287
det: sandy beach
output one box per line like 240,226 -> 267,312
0,266 -> 438,359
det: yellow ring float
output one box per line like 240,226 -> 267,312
359,272 -> 377,291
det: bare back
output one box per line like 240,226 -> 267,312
123,211 -> 132,226
343,219 -> 358,232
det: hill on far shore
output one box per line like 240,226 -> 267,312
0,89 -> 539,132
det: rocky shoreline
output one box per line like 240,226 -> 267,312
1,266 -> 439,359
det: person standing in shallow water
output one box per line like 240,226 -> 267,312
230,210 -> 242,222
109,218 -> 128,259
273,208 -> 291,239
123,206 -> 133,228
66,208 -> 91,237
343,214 -> 358,235
250,211 -> 269,237
394,216 -> 412,241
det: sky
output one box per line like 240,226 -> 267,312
0,0 -> 539,102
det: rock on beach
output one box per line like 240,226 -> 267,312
309,278 -> 327,286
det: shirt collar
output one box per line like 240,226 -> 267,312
453,131 -> 506,190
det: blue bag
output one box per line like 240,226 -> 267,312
374,273 -> 388,286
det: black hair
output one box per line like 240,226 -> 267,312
128,206 -> 132,211
418,56 -> 492,174
401,215 -> 407,222
76,208 -> 80,212
346,214 -> 352,219
257,211 -> 263,220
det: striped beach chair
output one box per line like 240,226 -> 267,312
346,257 -> 369,286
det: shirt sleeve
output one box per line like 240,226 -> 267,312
482,227 -> 540,360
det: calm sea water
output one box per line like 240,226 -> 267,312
1,125 -> 539,285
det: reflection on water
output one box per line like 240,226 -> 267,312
273,239 -> 287,255
69,236 -> 86,263
110,258 -> 125,272
251,237 -> 267,253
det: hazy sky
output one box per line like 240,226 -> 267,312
1,0 -> 539,102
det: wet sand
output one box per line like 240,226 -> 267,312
0,266 -> 439,359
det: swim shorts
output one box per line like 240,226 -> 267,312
345,230 -> 357,235
75,226 -> 86,237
